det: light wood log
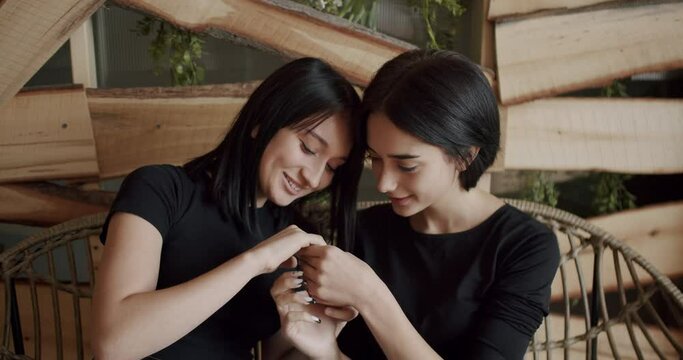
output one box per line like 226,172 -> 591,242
489,0 -> 618,20
0,86 -> 100,183
112,0 -> 417,87
0,183 -> 113,226
88,84 -> 257,178
590,201 -> 683,283
495,2 -> 683,104
550,201 -> 683,301
0,0 -> 104,106
503,98 -> 683,174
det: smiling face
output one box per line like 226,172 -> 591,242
367,112 -> 462,217
257,112 -> 352,207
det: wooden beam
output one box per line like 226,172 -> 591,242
112,0 -> 417,87
0,183 -> 113,226
590,201 -> 683,283
503,98 -> 683,174
495,2 -> 683,105
489,0 -> 617,20
0,0 -> 104,106
0,86 -> 100,183
549,201 -> 683,301
88,83 -> 257,178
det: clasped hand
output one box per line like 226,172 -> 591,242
269,237 -> 379,359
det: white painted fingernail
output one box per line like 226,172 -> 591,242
312,315 -> 321,323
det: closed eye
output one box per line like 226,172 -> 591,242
300,140 -> 316,155
398,164 -> 417,172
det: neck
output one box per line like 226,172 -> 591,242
409,187 -> 502,234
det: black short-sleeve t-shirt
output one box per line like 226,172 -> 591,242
338,204 -> 560,360
101,165 -> 290,359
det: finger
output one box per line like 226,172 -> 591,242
324,306 -> 358,321
278,256 -> 298,270
270,271 -> 303,297
297,244 -> 326,258
302,234 -> 326,247
275,290 -> 316,308
286,310 -> 322,324
297,256 -> 319,271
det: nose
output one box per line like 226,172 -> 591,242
302,158 -> 326,190
374,165 -> 397,194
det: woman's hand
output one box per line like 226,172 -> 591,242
297,245 -> 380,311
270,271 -> 356,359
248,225 -> 327,275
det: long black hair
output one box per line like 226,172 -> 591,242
185,58 -> 363,245
362,49 -> 500,190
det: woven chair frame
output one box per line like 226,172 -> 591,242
0,212 -> 106,360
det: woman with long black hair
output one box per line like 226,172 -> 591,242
92,57 -> 365,359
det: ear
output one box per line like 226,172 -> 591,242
250,125 -> 260,139
466,146 -> 480,166
455,146 -> 480,171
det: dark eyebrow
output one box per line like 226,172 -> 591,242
367,146 -> 420,160
307,129 -> 328,147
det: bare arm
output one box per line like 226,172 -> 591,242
300,245 -> 442,360
92,213 -> 324,360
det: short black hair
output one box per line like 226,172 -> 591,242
185,58 -> 363,245
362,49 -> 500,190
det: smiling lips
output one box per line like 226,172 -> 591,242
389,195 -> 412,206
284,172 -> 303,194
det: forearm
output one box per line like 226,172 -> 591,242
358,282 -> 442,360
93,251 -> 262,359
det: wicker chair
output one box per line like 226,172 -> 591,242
0,212 -> 105,360
0,200 -> 681,359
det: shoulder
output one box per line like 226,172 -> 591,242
126,164 -> 189,183
494,205 -> 560,268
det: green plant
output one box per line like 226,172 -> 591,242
593,173 -> 636,215
524,171 -> 560,207
601,80 -> 628,98
297,0 -> 465,49
408,0 -> 465,49
296,0 -> 379,29
134,16 -> 205,86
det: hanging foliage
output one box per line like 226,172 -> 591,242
407,0 -> 465,49
296,0 -> 379,29
134,16 -> 205,86
524,171 -> 560,207
296,0 -> 465,49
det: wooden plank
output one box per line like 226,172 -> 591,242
0,183 -> 113,226
0,87 -> 100,183
503,98 -> 683,174
590,201 -> 683,282
489,0 -> 616,20
113,0 -> 417,87
88,84 -> 257,178
495,2 -> 683,105
0,0 -> 104,106
550,201 -> 683,301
